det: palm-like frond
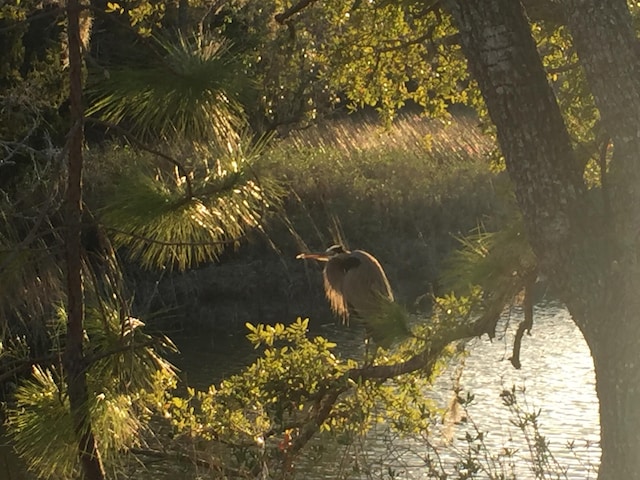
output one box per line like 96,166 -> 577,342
98,138 -> 278,270
87,32 -> 246,144
6,304 -> 177,479
441,215 -> 537,329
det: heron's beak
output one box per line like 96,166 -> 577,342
296,252 -> 330,261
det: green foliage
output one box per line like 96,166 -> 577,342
95,136 -> 278,271
441,211 -> 537,332
148,318 -> 452,476
532,23 -> 603,186
444,219 -> 536,295
1,1 -> 619,477
88,31 -> 246,144
363,299 -> 413,349
5,304 -> 177,479
102,0 -> 167,36
317,1 -> 478,121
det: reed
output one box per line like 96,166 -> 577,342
261,110 -> 503,304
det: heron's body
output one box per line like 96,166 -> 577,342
297,245 -> 395,323
321,249 -> 394,323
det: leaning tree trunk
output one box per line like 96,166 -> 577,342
445,0 -> 640,478
65,0 -> 106,478
562,1 -> 640,478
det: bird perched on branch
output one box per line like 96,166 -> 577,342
297,244 -> 407,347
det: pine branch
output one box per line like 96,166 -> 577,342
85,118 -> 194,198
104,226 -> 246,247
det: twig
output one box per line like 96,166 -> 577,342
85,118 -> 194,198
274,0 -> 319,24
510,274 -> 536,369
83,339 -> 158,368
0,126 -> 74,274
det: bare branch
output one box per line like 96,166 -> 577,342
510,275 -> 536,369
275,0 -> 319,24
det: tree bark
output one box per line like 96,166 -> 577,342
564,0 -> 640,250
443,0 -> 587,292
444,0 -> 640,478
561,1 -> 640,478
64,0 -> 106,478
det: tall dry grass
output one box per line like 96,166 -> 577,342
261,110 -> 504,306
106,110 -> 507,330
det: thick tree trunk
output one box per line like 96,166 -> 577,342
587,301 -> 640,479
444,0 -> 586,286
65,1 -> 106,478
445,0 -> 640,478
564,0 -> 640,257
561,2 -> 640,478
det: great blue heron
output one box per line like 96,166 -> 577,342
297,245 -> 404,346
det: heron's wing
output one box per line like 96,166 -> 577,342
352,251 -> 393,299
323,258 -> 351,322
342,251 -> 394,318
341,251 -> 412,347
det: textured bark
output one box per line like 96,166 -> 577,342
64,0 -> 106,478
561,1 -> 640,478
564,0 -> 640,260
444,0 -> 586,288
444,0 -> 640,479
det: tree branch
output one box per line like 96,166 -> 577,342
510,275 -> 536,369
284,317 -> 491,455
274,0 -> 319,24
85,118 -> 194,198
104,226 -> 246,247
83,339 -> 158,368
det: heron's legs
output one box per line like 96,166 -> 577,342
363,336 -> 375,366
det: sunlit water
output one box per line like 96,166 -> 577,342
168,303 -> 600,479
2,304 -> 600,479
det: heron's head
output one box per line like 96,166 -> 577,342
296,244 -> 348,261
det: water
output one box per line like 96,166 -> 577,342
167,303 -> 600,479
2,304 -> 600,479
456,305 -> 600,478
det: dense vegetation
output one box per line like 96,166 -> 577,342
1,0 -> 639,478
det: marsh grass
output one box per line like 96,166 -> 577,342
260,110 -> 503,306
91,110 -> 505,329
